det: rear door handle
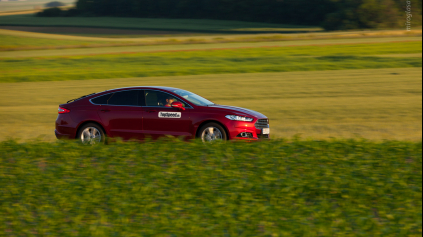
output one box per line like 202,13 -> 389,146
100,109 -> 111,113
147,110 -> 157,113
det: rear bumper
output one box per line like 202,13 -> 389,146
55,129 -> 71,140
56,113 -> 78,140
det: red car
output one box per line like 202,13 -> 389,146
55,87 -> 270,144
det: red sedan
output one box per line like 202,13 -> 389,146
55,87 -> 270,144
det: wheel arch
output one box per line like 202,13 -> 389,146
196,120 -> 230,140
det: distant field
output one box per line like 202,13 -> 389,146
0,26 -> 214,38
0,15 -> 321,33
0,0 -> 75,12
0,41 -> 421,83
0,25 -> 420,52
0,68 -> 421,141
0,33 -> 122,51
0,33 -> 421,54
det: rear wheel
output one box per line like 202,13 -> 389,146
77,123 -> 106,145
198,123 -> 227,143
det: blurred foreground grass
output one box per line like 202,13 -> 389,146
0,68 -> 421,141
0,138 -> 421,236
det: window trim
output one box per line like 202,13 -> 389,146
89,89 -> 144,107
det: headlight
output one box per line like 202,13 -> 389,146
225,115 -> 254,122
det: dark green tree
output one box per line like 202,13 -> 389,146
38,0 -> 421,30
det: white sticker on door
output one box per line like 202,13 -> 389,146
159,112 -> 182,118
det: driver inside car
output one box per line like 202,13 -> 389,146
165,96 -> 175,107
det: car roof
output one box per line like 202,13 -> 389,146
102,86 -> 181,93
65,87 -> 184,105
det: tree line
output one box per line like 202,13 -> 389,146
38,0 -> 422,30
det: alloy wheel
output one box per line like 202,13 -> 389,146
201,127 -> 223,143
80,127 -> 102,145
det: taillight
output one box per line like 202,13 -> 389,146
58,107 -> 70,114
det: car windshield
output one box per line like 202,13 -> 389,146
172,89 -> 214,106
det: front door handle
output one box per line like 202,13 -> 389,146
100,109 -> 111,113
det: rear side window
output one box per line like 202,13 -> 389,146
108,90 -> 139,106
91,94 -> 112,105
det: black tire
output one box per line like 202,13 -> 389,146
197,122 -> 228,142
77,123 -> 106,145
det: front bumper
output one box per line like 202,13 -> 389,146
228,118 -> 270,140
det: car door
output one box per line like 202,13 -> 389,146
142,90 -> 192,139
94,90 -> 144,140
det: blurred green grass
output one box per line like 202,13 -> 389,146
0,138 -> 421,236
0,35 -> 420,56
0,41 -> 421,83
0,34 -> 122,51
0,68 -> 421,141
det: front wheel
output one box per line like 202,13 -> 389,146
198,123 -> 227,143
77,123 -> 106,145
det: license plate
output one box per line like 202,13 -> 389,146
262,128 -> 270,135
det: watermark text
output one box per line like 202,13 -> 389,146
406,1 -> 412,31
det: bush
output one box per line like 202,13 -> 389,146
322,0 -> 405,30
36,8 -> 81,17
62,8 -> 81,17
36,7 -> 64,17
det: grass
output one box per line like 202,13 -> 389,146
0,41 -> 421,83
0,138 -> 421,236
0,33 -> 420,55
0,26 -> 420,52
0,15 -> 420,52
0,68 -> 421,141
0,34 -> 122,51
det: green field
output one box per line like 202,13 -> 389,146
0,14 -> 420,52
0,41 -> 421,83
0,34 -> 420,55
0,14 -> 321,33
1,139 -> 421,236
0,33 -> 124,51
0,0 -> 75,12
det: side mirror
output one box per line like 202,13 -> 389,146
171,101 -> 186,111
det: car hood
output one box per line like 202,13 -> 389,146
207,105 -> 267,118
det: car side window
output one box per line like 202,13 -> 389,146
144,90 -> 187,107
107,90 -> 139,106
91,94 -> 113,105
